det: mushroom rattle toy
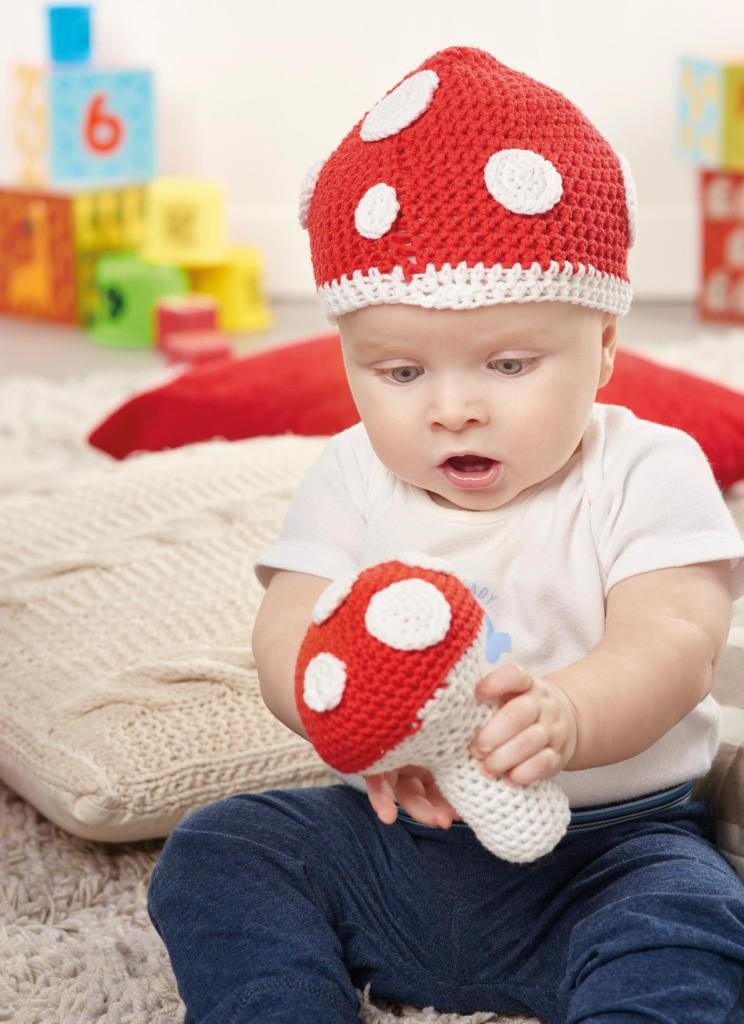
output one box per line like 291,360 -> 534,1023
295,553 -> 571,863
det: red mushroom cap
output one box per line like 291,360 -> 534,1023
295,558 -> 483,773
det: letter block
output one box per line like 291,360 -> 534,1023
12,63 -> 155,188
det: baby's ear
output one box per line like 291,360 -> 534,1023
598,315 -> 618,389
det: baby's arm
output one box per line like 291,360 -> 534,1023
471,560 -> 732,781
252,569 -> 332,739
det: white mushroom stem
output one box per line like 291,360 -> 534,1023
364,620 -> 571,863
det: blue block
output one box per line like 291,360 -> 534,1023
47,5 -> 91,63
49,67 -> 155,186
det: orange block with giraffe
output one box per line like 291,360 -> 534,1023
0,189 -> 76,323
0,184 -> 147,325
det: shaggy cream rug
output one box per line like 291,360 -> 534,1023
1,334 -> 743,1024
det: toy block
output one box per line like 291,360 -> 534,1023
161,329 -> 233,365
73,184 -> 147,323
698,169 -> 744,323
189,246 -> 274,333
155,295 -> 219,348
47,5 -> 91,63
12,63 -> 155,187
142,177 -> 229,267
89,252 -> 188,347
678,56 -> 744,170
0,188 -> 77,323
0,184 -> 149,326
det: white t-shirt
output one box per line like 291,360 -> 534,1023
254,403 -> 744,808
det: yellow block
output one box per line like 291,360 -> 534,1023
73,185 -> 147,252
723,63 -> 744,171
190,246 -> 274,333
142,177 -> 230,267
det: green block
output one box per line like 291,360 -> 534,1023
89,252 -> 187,347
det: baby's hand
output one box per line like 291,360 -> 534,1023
365,765 -> 461,829
469,663 -> 579,786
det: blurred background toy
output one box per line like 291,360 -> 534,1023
1,3 -> 274,352
678,54 -> 744,324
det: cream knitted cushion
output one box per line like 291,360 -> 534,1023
0,435 -> 336,842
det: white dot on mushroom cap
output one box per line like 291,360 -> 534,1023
484,149 -> 563,215
617,154 -> 637,248
365,578 -> 451,651
355,183 -> 400,240
298,158 -> 326,230
397,551 -> 456,576
312,571 -> 359,625
360,69 -> 440,142
303,653 -> 347,712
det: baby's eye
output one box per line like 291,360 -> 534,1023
488,358 -> 533,376
384,365 -> 423,384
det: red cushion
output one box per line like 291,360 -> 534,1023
88,332 -> 744,489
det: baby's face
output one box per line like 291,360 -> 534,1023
338,301 -> 617,512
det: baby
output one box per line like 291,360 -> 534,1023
148,47 -> 744,1024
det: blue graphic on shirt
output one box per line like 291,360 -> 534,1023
484,614 -> 512,664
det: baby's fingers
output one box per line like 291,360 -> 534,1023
364,772 -> 398,824
475,663 -> 532,703
396,774 -> 452,828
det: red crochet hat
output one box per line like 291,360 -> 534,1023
299,46 -> 635,323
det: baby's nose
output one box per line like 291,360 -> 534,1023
427,393 -> 489,431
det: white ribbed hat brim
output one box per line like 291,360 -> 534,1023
318,259 -> 632,323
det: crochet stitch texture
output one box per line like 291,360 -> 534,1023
302,46 -> 634,321
296,558 -> 571,863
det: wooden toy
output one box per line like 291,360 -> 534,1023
678,56 -> 744,171
142,177 -> 229,267
699,169 -> 744,323
190,246 -> 274,332
0,184 -> 147,325
47,4 -> 91,64
160,330 -> 233,365
12,63 -> 154,187
89,252 -> 188,347
155,295 -> 219,348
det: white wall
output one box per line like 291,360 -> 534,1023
1,0 -> 743,302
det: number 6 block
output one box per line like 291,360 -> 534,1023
12,64 -> 155,188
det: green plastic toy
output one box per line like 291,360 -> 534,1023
89,252 -> 188,348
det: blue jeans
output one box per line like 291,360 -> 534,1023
147,784 -> 744,1024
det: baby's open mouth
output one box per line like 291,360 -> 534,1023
444,454 -> 494,472
437,454 -> 503,490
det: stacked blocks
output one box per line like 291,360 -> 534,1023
678,55 -> 744,323
3,4 -> 273,344
699,170 -> 744,321
155,294 -> 233,364
678,57 -> 744,171
0,184 -> 147,325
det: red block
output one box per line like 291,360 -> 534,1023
161,329 -> 233,365
699,169 -> 744,323
155,295 -> 219,347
